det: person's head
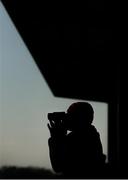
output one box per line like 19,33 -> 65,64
66,102 -> 94,131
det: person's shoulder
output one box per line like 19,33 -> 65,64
90,125 -> 98,131
90,125 -> 100,136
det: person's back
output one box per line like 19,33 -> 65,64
48,102 -> 106,178
60,126 -> 105,177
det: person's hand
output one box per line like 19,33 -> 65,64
47,120 -> 67,138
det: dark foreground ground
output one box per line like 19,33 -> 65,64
0,165 -> 128,179
0,166 -> 58,179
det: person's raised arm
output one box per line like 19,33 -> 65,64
47,119 -> 67,173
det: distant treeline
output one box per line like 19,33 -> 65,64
0,166 -> 60,178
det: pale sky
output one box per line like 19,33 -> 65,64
0,2 -> 108,170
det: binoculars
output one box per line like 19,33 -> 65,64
47,112 -> 67,122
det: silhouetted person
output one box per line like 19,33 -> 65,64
47,102 -> 106,178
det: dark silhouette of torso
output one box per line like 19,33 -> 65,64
48,125 -> 105,178
48,102 -> 106,178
